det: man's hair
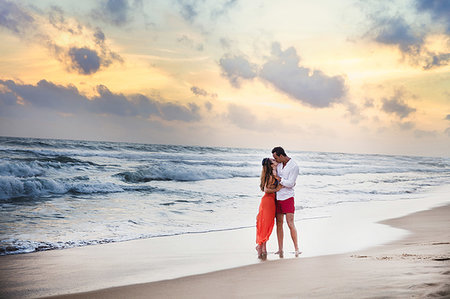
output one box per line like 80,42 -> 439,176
272,146 -> 286,157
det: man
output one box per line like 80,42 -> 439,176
271,146 -> 300,257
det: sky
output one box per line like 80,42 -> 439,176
0,0 -> 449,157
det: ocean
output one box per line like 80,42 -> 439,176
0,136 -> 449,255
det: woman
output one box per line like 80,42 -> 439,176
256,158 -> 282,259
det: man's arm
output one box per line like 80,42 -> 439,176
279,164 -> 299,188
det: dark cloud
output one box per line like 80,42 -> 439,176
415,0 -> 450,34
0,80 -> 86,113
94,28 -> 106,44
0,0 -> 34,36
381,91 -> 416,119
259,43 -> 346,108
176,0 -> 199,23
0,79 -> 202,122
68,48 -> 101,75
445,114 -> 450,121
219,54 -> 258,88
372,17 -> 423,55
423,53 -> 450,70
219,43 -> 347,108
92,0 -> 131,26
191,86 -> 208,96
363,1 -> 450,69
190,86 -> 217,98
0,1 -> 121,75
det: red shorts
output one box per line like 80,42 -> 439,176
276,197 -> 295,214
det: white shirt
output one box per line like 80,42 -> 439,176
276,158 -> 299,201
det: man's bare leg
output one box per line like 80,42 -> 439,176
286,213 -> 300,256
276,213 -> 284,257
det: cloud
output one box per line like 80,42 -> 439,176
0,0 -> 34,36
190,86 -> 217,98
423,53 -> 450,70
219,54 -> 258,88
91,0 -> 136,26
446,114 -> 450,120
363,1 -> 450,69
0,79 -> 202,122
445,127 -> 450,137
191,86 -> 208,96
372,16 -> 423,55
68,48 -> 102,75
0,1 -> 122,75
381,91 -> 416,119
415,0 -> 450,34
259,43 -> 347,108
175,0 -> 238,23
219,43 -> 347,108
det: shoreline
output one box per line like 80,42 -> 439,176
53,202 -> 450,299
0,186 -> 449,298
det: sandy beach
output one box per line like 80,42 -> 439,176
54,204 -> 450,299
0,186 -> 449,299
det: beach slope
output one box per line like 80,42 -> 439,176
49,204 -> 450,298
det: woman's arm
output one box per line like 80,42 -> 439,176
272,166 -> 281,183
264,184 -> 282,193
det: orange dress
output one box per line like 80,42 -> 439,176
256,191 -> 276,245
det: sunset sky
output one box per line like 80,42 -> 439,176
0,0 -> 449,156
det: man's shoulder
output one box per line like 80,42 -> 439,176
288,158 -> 298,167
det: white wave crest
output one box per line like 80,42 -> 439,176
0,161 -> 45,178
0,176 -> 124,200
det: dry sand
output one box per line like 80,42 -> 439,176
1,201 -> 448,298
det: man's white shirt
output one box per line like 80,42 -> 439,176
276,159 -> 299,201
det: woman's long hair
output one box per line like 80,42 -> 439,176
260,158 -> 273,192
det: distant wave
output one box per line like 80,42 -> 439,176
115,163 -> 255,182
0,176 -> 125,200
0,158 -> 98,177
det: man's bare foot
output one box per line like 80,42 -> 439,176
275,250 -> 284,258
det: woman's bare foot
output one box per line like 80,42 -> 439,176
256,245 -> 262,257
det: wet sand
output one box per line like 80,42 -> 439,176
53,204 -> 450,298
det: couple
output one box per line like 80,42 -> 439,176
256,146 -> 300,259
